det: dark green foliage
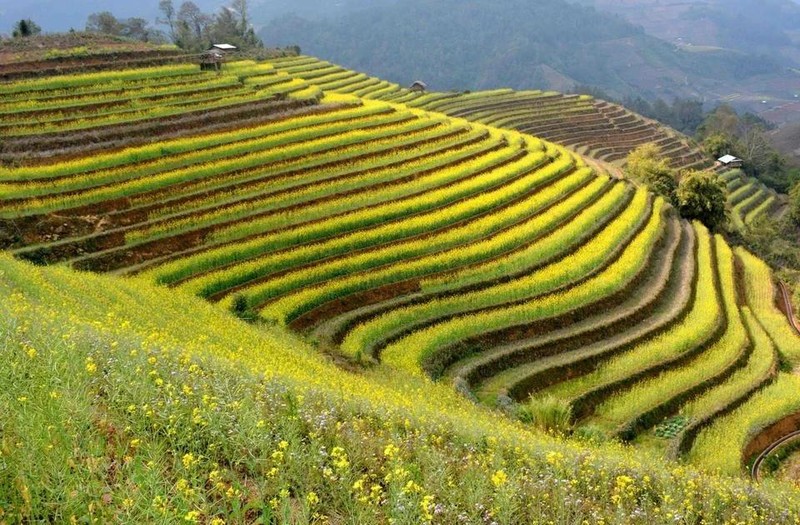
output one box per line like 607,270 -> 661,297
231,294 -> 254,322
677,170 -> 729,231
623,96 -> 705,135
699,106 -> 794,192
12,19 -> 42,38
654,415 -> 689,439
85,11 -> 165,43
703,133 -> 738,161
625,144 -> 677,205
160,0 -> 263,52
790,182 -> 800,227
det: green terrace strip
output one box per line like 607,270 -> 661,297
465,219 -> 693,407
340,190 -> 654,368
0,88 -> 284,137
689,373 -> 800,475
728,183 -> 758,207
589,237 -> 748,440
675,307 -> 777,456
0,108 -> 427,199
0,63 -> 200,94
122,120 -> 485,209
736,248 -> 800,365
2,109 -> 442,216
418,182 -> 636,294
239,165 -> 595,321
686,249 -> 800,474
116,130 -> 503,277
0,71 -> 210,103
0,101 -> 380,181
337,186 -> 647,362
139,133 -> 531,273
539,223 -> 720,406
0,81 -> 251,120
119,120 -> 460,244
31,124 -> 487,269
0,61 -> 319,138
379,196 -> 664,375
168,146 -> 548,298
745,195 -> 776,225
0,86 -> 259,130
198,139 -> 534,247
138,127 -> 491,223
309,179 -> 630,347
0,76 -> 243,115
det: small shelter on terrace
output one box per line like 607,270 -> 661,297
410,80 -> 428,93
211,43 -> 238,52
716,154 -> 744,169
201,44 -> 237,72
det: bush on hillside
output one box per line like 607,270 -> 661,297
625,144 -> 678,204
677,170 -> 729,231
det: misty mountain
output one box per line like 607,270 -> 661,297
260,0 -> 783,102
576,0 -> 800,66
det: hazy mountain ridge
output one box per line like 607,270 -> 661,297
260,0 -> 793,117
576,0 -> 800,64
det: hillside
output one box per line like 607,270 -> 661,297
260,0 -> 796,113
5,251 -> 800,522
3,51 -> 800,520
575,0 -> 800,123
263,56 -> 790,228
577,0 -> 800,63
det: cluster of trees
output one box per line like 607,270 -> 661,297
85,12 -> 165,43
626,144 -> 728,231
698,104 -> 798,193
11,19 -> 42,38
155,0 -> 262,52
78,1 -> 263,52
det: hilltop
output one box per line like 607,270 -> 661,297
2,49 -> 800,522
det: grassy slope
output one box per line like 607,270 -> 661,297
2,254 -> 800,523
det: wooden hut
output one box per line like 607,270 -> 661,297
410,80 -> 428,93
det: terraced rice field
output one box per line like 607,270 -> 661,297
719,169 -> 786,229
1,55 -> 799,479
267,56 -> 711,173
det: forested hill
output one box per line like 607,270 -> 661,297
261,0 -> 782,101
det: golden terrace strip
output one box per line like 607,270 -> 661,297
1,52 -> 800,522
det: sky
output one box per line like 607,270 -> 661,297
0,0 -> 223,33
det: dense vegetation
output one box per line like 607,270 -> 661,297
2,50 -> 800,521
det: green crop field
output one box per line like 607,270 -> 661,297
2,51 -> 800,523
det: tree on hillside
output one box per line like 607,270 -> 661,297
699,105 -> 795,192
175,1 -> 212,51
164,0 -> 262,52
676,170 -> 729,231
158,0 -> 178,42
12,19 -> 42,38
86,12 -> 123,35
86,12 -> 165,43
625,144 -> 677,204
702,133 -> 738,160
790,182 -> 800,227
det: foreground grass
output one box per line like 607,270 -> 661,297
2,254 -> 800,523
